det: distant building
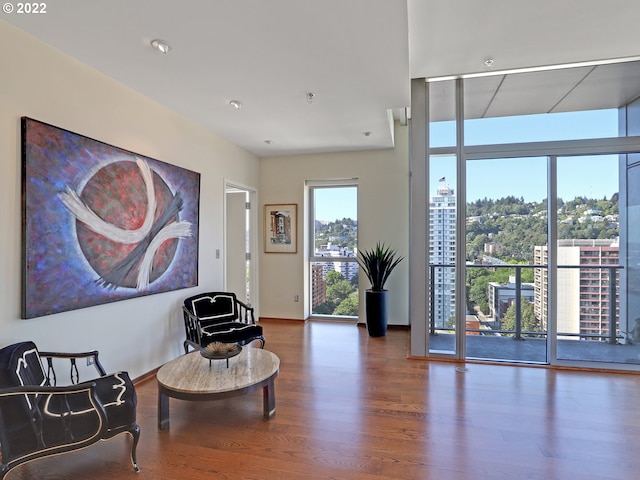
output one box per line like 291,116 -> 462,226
311,264 -> 326,307
488,276 -> 535,322
314,243 -> 358,282
466,315 -> 481,335
534,239 -> 620,340
429,184 -> 456,327
484,242 -> 503,255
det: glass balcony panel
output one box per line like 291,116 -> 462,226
554,155 -> 639,364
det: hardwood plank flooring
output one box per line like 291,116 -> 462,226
9,319 -> 640,479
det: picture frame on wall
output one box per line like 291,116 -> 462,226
21,117 -> 201,319
264,203 -> 297,253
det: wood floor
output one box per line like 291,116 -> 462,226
9,319 -> 640,480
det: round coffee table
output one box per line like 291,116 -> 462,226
156,347 -> 279,430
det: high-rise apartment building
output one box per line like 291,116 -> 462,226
534,239 -> 619,340
429,183 -> 456,327
311,264 -> 326,308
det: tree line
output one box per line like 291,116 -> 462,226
466,194 -> 618,263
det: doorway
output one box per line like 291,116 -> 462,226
224,182 -> 257,308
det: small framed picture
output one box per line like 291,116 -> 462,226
264,204 -> 297,253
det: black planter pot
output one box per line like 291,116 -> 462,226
365,289 -> 389,337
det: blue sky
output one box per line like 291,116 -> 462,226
314,187 -> 357,221
315,109 -> 620,220
433,153 -> 618,203
431,109 -> 620,202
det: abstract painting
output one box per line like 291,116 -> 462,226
21,117 -> 200,318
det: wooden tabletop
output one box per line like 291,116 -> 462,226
156,347 -> 279,395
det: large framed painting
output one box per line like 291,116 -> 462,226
264,203 -> 297,253
21,117 -> 201,318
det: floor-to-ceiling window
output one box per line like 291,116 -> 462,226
411,58 -> 640,370
308,182 -> 359,319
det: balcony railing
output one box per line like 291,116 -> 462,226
429,263 -> 623,344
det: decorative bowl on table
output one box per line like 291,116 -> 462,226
200,342 -> 242,367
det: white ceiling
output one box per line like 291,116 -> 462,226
4,0 -> 640,157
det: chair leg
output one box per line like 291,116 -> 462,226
259,337 -> 266,349
128,424 -> 141,472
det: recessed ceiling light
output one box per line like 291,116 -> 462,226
229,100 -> 242,109
484,58 -> 494,68
150,39 -> 171,54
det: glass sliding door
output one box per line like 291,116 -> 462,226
427,78 -> 462,356
428,155 -> 458,355
554,154 -> 640,366
625,156 -> 640,359
465,156 -> 548,363
413,59 -> 640,370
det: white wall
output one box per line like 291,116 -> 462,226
259,123 -> 410,325
0,22 -> 259,378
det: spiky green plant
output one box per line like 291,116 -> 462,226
357,242 -> 404,291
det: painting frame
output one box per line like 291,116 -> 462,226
21,117 -> 201,319
264,203 -> 297,253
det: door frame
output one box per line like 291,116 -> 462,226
224,180 -> 258,311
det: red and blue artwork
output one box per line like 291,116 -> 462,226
21,117 -> 200,318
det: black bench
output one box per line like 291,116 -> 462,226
0,341 -> 140,479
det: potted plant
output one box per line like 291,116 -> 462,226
357,242 -> 404,337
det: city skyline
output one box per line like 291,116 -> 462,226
314,159 -> 619,222
431,153 -> 618,203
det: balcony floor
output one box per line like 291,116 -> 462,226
429,333 -> 640,365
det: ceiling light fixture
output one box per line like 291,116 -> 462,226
229,100 -> 242,109
484,58 -> 494,68
150,39 -> 171,54
306,92 -> 316,104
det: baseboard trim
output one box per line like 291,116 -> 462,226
259,317 -> 306,323
133,366 -> 159,386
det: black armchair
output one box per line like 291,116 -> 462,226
0,341 -> 140,479
182,291 -> 265,353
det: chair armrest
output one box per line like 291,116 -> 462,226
182,304 -> 199,323
182,304 -> 204,346
234,298 -> 256,324
38,350 -> 107,386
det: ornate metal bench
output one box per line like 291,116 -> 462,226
0,341 -> 140,479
